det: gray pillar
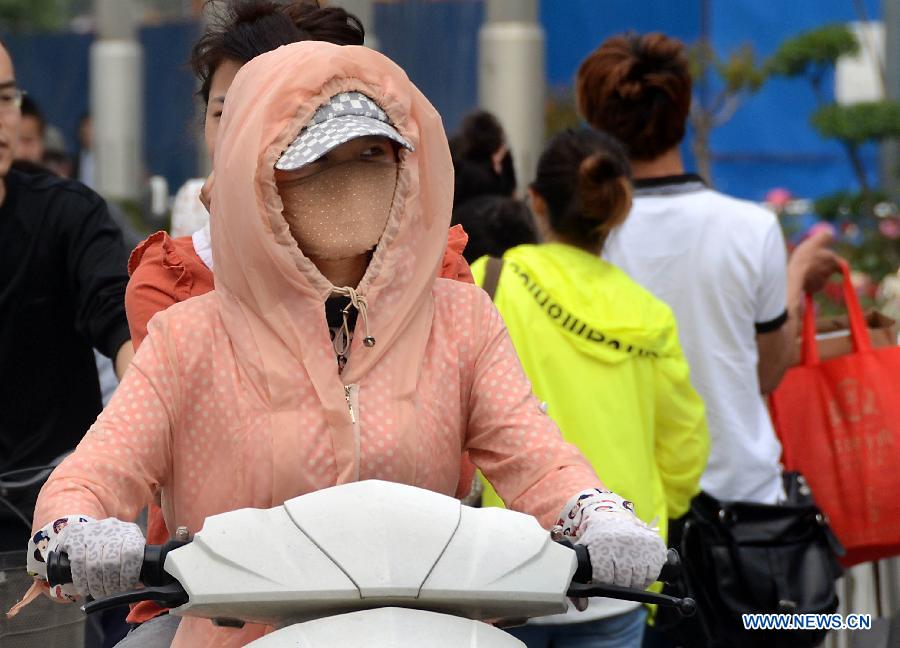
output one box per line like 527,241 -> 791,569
479,0 -> 545,187
882,0 -> 900,197
91,0 -> 143,201
334,0 -> 379,50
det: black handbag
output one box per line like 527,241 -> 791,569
656,473 -> 845,647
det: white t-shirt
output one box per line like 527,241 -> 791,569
605,175 -> 787,503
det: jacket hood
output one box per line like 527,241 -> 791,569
208,42 -> 452,406
498,244 -> 681,364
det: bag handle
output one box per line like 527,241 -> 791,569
801,259 -> 872,366
482,256 -> 504,302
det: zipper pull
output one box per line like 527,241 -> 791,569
344,385 -> 357,424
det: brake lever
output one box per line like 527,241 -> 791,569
566,582 -> 696,617
82,582 -> 189,615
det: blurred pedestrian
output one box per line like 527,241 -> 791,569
578,32 -> 839,505
450,110 -> 517,208
74,113 -> 94,188
16,94 -> 44,163
475,130 -> 708,647
0,40 -> 133,552
41,125 -> 74,178
451,194 -> 537,263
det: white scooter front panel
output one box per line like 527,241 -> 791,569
244,608 -> 525,648
164,481 -> 574,626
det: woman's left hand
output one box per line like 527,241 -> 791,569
556,489 -> 667,591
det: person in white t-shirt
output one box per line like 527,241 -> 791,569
576,32 -> 839,504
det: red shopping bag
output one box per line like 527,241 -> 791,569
769,261 -> 900,566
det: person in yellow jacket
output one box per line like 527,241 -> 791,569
473,129 -> 709,648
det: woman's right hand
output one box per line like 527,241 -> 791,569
56,518 -> 146,600
27,515 -> 145,601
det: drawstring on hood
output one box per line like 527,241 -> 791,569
332,285 -> 374,349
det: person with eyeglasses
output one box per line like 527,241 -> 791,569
0,40 -> 135,554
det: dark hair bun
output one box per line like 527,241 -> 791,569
532,129 -> 632,250
580,152 -> 624,184
576,32 -> 691,160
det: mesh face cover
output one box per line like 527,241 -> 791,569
279,160 -> 399,261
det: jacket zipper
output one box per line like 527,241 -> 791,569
344,385 -> 357,424
344,384 -> 360,480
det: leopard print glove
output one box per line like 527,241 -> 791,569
27,514 -> 93,602
557,488 -> 666,591
55,518 -> 146,600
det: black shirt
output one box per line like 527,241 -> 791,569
0,170 -> 130,540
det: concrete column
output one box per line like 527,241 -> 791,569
334,0 -> 379,50
479,0 -> 545,186
91,0 -> 143,201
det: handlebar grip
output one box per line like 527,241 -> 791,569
141,540 -> 189,587
562,538 -> 683,585
46,539 -> 189,590
657,548 -> 682,584
46,550 -> 72,587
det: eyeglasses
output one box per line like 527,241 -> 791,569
0,88 -> 25,113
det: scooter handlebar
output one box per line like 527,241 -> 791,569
46,539 -> 188,590
560,540 -> 681,585
45,549 -> 72,588
558,540 -> 695,617
45,539 -> 192,614
45,535 -> 695,617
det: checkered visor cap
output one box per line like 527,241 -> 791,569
275,91 -> 414,171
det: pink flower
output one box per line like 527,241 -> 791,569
765,187 -> 792,207
878,218 -> 900,240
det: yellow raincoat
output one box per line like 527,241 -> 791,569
474,244 -> 709,541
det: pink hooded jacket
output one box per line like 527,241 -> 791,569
32,43 -> 601,646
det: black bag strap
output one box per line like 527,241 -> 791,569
482,256 -> 504,302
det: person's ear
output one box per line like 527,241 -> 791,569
527,187 -> 552,242
528,187 -> 547,217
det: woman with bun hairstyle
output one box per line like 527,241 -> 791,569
578,33 -> 839,506
474,130 -> 709,647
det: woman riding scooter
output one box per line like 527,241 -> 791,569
19,43 -> 666,648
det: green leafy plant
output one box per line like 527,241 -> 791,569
767,24 -> 900,194
0,0 -> 73,32
766,24 -> 859,85
811,101 -> 900,144
688,41 -> 767,184
768,23 -> 900,296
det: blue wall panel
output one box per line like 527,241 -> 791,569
375,0 -> 483,136
4,22 -> 199,193
541,0 -> 702,88
3,0 -> 889,204
4,31 -> 91,155
139,20 -> 200,193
